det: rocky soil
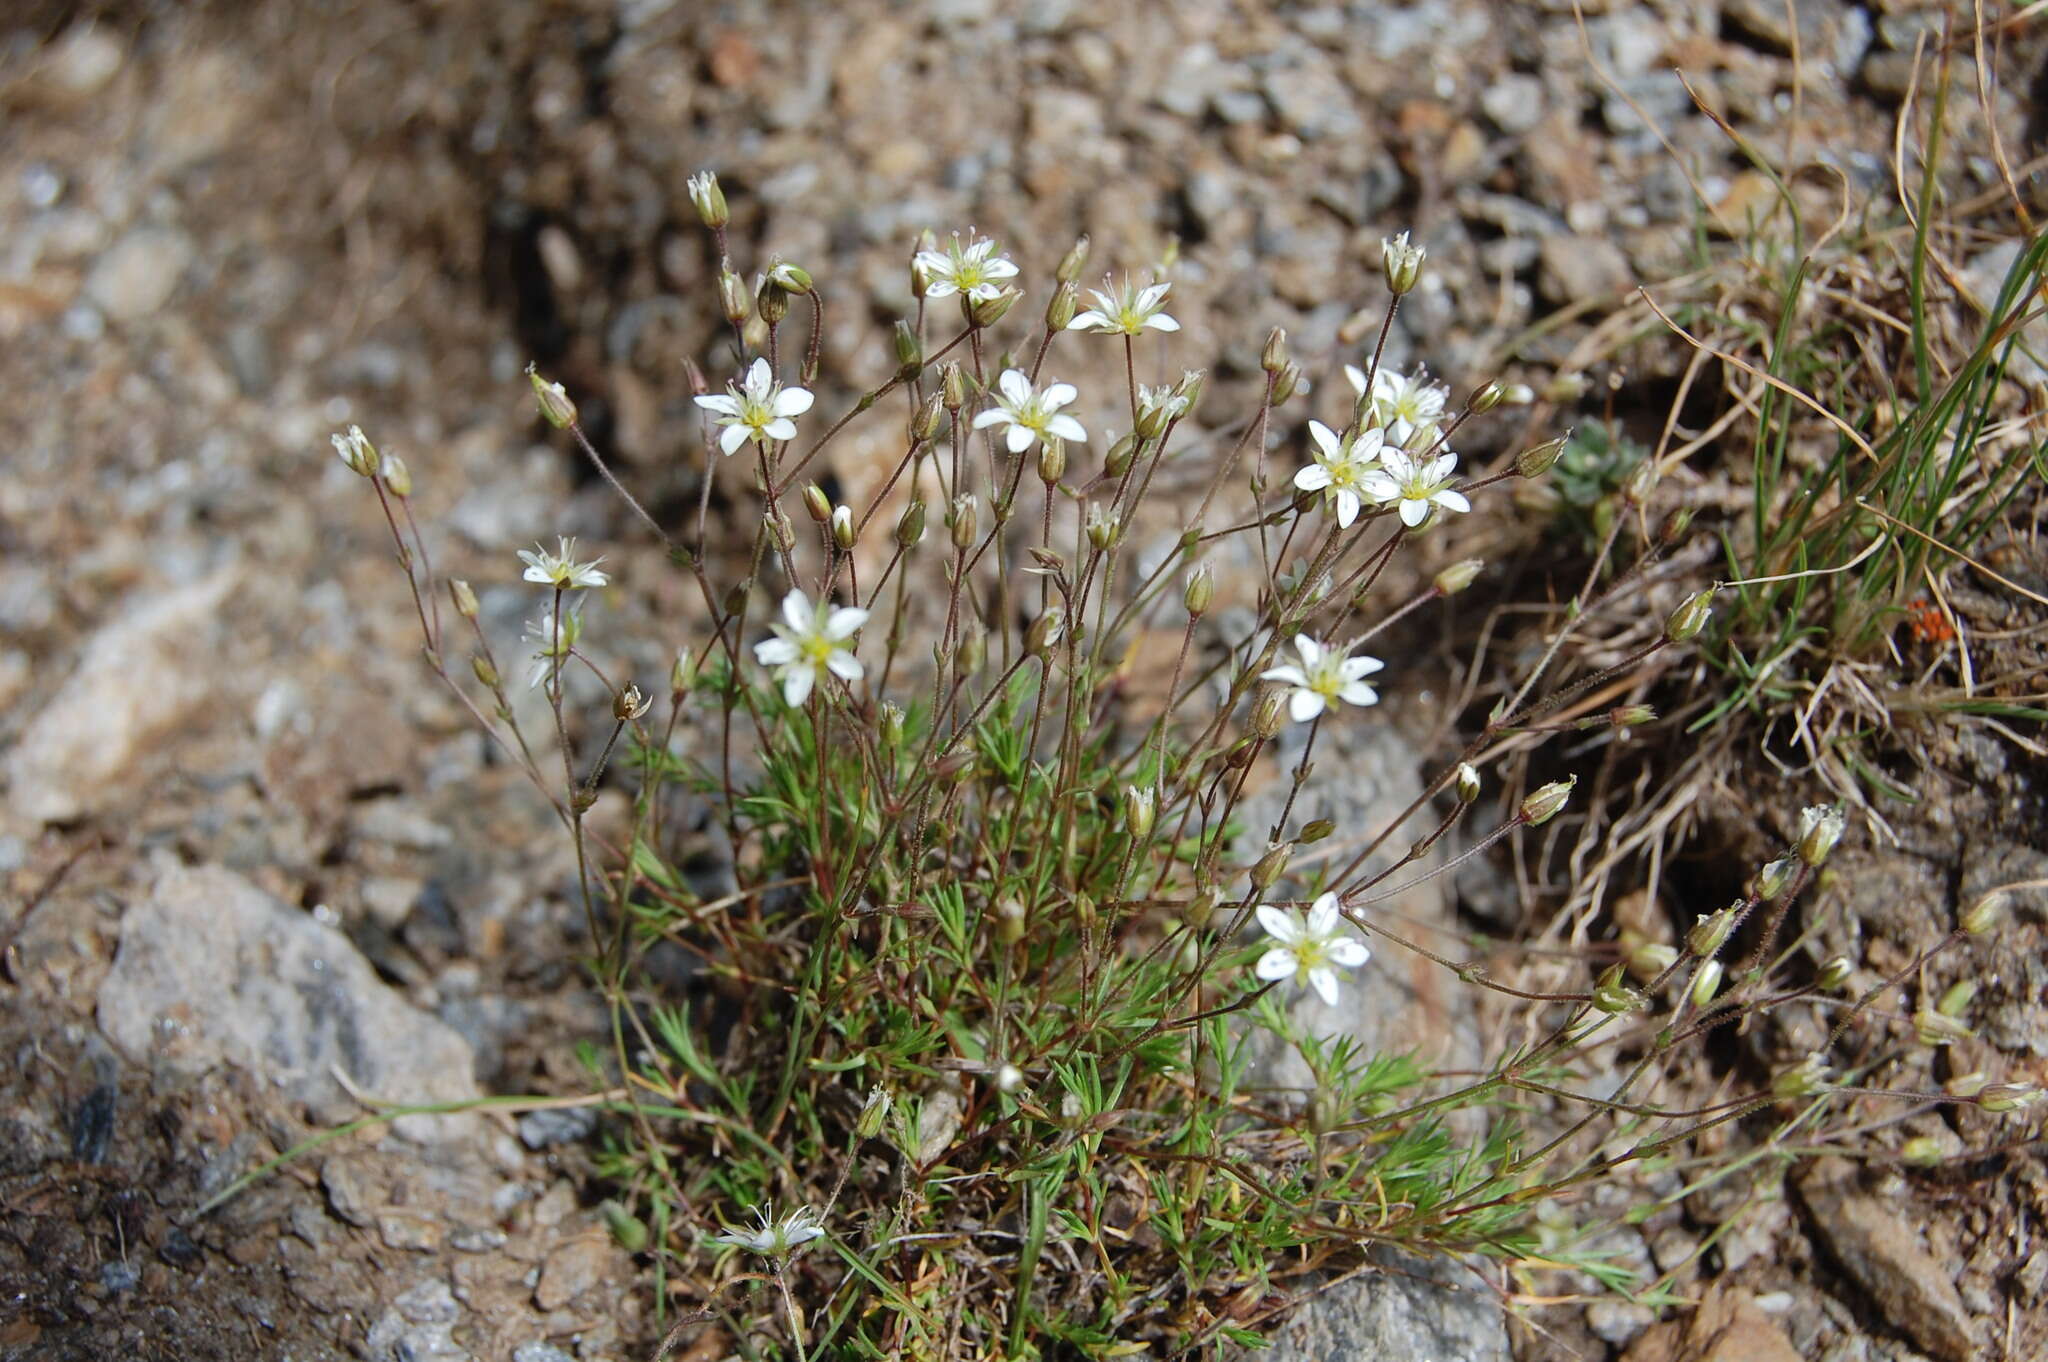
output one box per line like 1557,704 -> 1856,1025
2,2 -> 2042,1359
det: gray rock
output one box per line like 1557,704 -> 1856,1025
513,1345 -> 575,1362
534,1235 -> 612,1310
1261,1247 -> 1508,1362
1480,74 -> 1546,136
5,568 -> 238,823
84,227 -> 195,322
518,1106 -> 599,1150
1540,233 -> 1634,303
365,1298 -> 470,1362
380,1210 -> 445,1252
394,1278 -> 461,1324
321,1157 -> 378,1228
1796,1159 -> 1980,1361
97,863 -> 482,1142
1262,51 -> 1360,141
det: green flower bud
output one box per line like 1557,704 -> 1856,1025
1627,940 -> 1678,981
1519,777 -> 1575,826
1271,361 -> 1302,406
671,649 -> 695,695
1183,565 -> 1214,616
1250,687 -> 1288,739
968,285 -> 1021,328
1086,506 -> 1122,551
1960,891 -> 2006,937
1689,960 -> 1724,1007
948,494 -> 979,550
527,365 -> 578,428
856,1086 -> 893,1138
1795,805 -> 1845,868
1515,434 -> 1569,479
1173,368 -> 1206,410
1026,606 -> 1066,657
379,454 -> 412,498
449,578 -> 479,620
1470,380 -> 1506,414
832,505 -> 855,550
1381,231 -> 1425,295
1037,437 -> 1066,485
1298,818 -> 1334,844
879,701 -> 905,749
1816,955 -> 1853,991
1771,1053 -> 1831,1099
1755,856 -> 1797,900
685,171 -> 728,230
1688,907 -> 1738,958
471,654 -> 500,689
802,483 -> 833,523
1249,844 -> 1291,891
1056,235 -> 1090,284
766,259 -> 813,295
896,498 -> 927,548
1121,785 -> 1156,840
1261,327 -> 1288,374
1046,280 -> 1078,331
1592,963 -> 1642,1015
1913,1008 -> 1973,1046
893,319 -> 923,377
1434,558 -> 1482,594
1104,431 -> 1137,478
1978,1082 -> 2043,1114
1664,589 -> 1715,644
718,268 -> 751,325
1454,762 -> 1481,804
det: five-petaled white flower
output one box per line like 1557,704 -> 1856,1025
1362,446 -> 1471,528
754,588 -> 869,707
518,536 -> 609,590
523,604 -> 582,690
1345,364 -> 1449,443
914,234 -> 1020,303
1255,893 -> 1371,1005
1067,277 -> 1180,336
1294,421 -> 1388,529
712,1203 -> 826,1259
694,358 -> 815,457
1261,634 -> 1385,723
971,369 -> 1088,454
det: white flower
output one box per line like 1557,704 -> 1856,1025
712,1203 -> 826,1258
1344,364 -> 1449,442
1261,634 -> 1385,724
331,425 -> 377,477
970,369 -> 1088,454
914,234 -> 1020,302
1362,445 -> 1470,528
754,588 -> 869,706
1255,893 -> 1371,1005
1293,421 -> 1387,529
518,536 -> 609,590
523,604 -> 582,690
694,357 -> 815,457
1067,277 -> 1180,335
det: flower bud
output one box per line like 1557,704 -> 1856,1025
769,510 -> 797,552
1249,844 -> 1291,891
1434,558 -> 1482,595
1658,507 -> 1695,545
1900,1136 -> 1945,1165
1086,506 -> 1121,551
1816,955 -> 1853,991
1622,459 -> 1658,507
686,171 -> 728,230
1026,606 -> 1066,657
614,683 -> 651,721
379,454 -> 412,498
527,366 -> 578,428
940,362 -> 966,412
1470,380 -> 1506,414
1771,1053 -> 1831,1099
767,259 -> 813,295
1592,964 -> 1642,1014
1046,280 -> 1078,331
948,494 -> 979,550
1104,431 -> 1136,478
1689,960 -> 1724,1007
910,234 -> 935,297
1121,785 -> 1156,840
1664,589 -> 1715,644
1978,1082 -> 2043,1114
802,483 -> 832,523
968,285 -> 1021,327
896,498 -> 927,548
756,273 -> 791,325
1261,327 -> 1287,374
1626,940 -> 1678,981
1938,979 -> 1977,1018
1795,805 -> 1845,868
1755,856 -> 1797,900
878,701 -> 905,749
1037,437 -> 1066,485
1184,887 -> 1217,930
1946,1071 -> 1989,1098
856,1086 -> 893,1138
1913,1009 -> 1973,1046
1960,890 -> 2006,937
893,319 -> 922,377
1381,230 -> 1425,295
912,391 -> 944,444
718,268 -> 750,325
1515,434 -> 1569,479
1056,235 -> 1090,284
954,627 -> 985,676
331,424 -> 377,476
995,1063 -> 1025,1094
449,579 -> 479,619
1250,687 -> 1288,739
1173,368 -> 1206,410
1298,818 -> 1334,844
1688,907 -> 1738,958
1271,361 -> 1302,406
471,654 -> 500,689
671,649 -> 695,695
1519,777 -> 1575,826
1183,565 -> 1214,616
832,505 -> 855,549
1454,762 -> 1481,804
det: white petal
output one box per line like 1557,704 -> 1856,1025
763,418 -> 798,442
1293,635 -> 1324,666
1068,311 -> 1110,331
1306,895 -> 1341,934
719,424 -> 751,455
1353,426 -> 1386,459
998,369 -> 1032,404
1137,283 -> 1171,308
780,666 -> 816,707
924,280 -> 960,298
824,605 -> 870,639
1435,489 -> 1471,514
1042,383 -> 1077,408
1047,415 -> 1087,443
1334,490 -> 1360,528
1255,947 -> 1299,982
1340,655 -> 1385,679
1288,689 -> 1325,723
745,357 -> 773,391
1361,472 -> 1400,502
523,565 -> 553,584
983,258 -> 1019,279
1307,968 -> 1341,1006
1430,453 -> 1460,481
775,387 -> 815,417
1337,682 -> 1378,708
1144,314 -> 1180,332
971,409 -> 1010,430
1006,424 -> 1036,454
695,394 -> 740,416
1295,465 -> 1332,492
1344,364 -> 1368,395
1255,905 -> 1299,942
1260,666 -> 1309,687
1307,420 -> 1341,459
754,638 -> 799,665
781,590 -> 813,633
1329,939 -> 1370,968
825,652 -> 864,682
1399,499 -> 1429,527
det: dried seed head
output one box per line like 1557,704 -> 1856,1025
528,365 -> 578,428
1622,459 -> 1659,506
769,511 -> 797,552
940,362 -> 966,412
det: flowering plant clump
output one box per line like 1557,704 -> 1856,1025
324,180 -> 2030,1361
